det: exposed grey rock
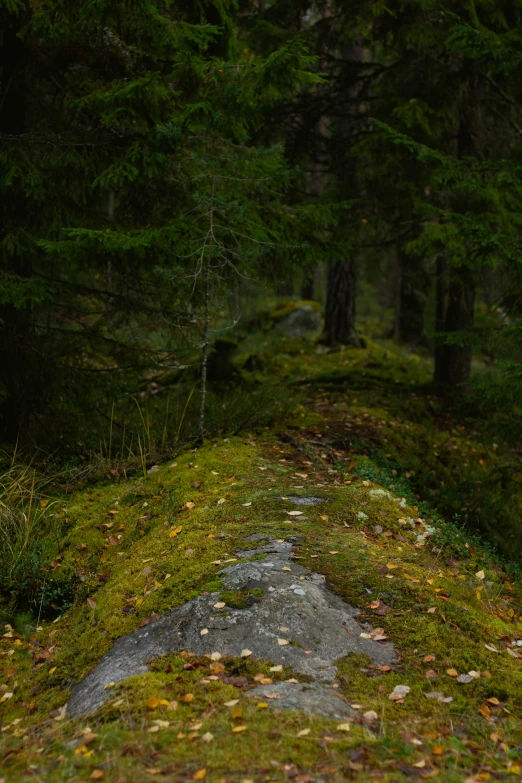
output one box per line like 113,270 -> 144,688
286,496 -> 328,506
278,306 -> 322,339
67,537 -> 396,717
248,681 -> 353,721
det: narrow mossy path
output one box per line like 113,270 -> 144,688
2,341 -> 522,782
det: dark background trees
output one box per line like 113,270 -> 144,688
2,0 -> 522,449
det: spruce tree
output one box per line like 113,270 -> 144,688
0,0 -> 320,444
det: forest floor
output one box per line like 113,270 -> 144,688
1,316 -> 522,783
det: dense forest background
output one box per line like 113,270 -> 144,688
2,0 -> 522,599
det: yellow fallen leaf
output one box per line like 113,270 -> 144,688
169,525 -> 183,538
240,649 -> 252,658
297,728 -> 311,737
336,723 -> 351,732
446,669 -> 458,678
181,693 -> 195,703
90,772 -> 105,781
193,769 -> 206,780
183,502 -> 195,511
49,667 -> 56,675
431,745 -> 445,755
256,702 -> 269,709
270,665 -> 283,672
147,696 -> 161,709
217,498 -> 226,505
224,699 -> 239,707
475,570 -> 485,580
232,725 -> 247,733
210,651 -> 222,660
277,638 -> 289,646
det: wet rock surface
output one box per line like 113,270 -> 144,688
67,536 -> 396,717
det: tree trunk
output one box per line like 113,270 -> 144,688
434,255 -> 448,391
433,75 -> 483,397
0,16 -> 32,443
398,252 -> 430,345
323,41 -> 363,348
324,258 -> 360,346
301,274 -> 315,301
435,266 -> 475,396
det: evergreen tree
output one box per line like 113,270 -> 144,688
0,0 -> 320,444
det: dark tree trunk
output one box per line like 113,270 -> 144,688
435,266 -> 475,396
433,75 -> 483,397
324,258 -> 360,346
323,42 -> 363,347
398,252 -> 430,345
301,275 -> 315,301
434,255 -> 448,391
0,17 -> 33,443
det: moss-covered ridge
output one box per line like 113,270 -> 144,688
1,423 -> 522,781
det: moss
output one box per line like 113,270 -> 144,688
3,334 -> 522,781
219,588 -> 264,609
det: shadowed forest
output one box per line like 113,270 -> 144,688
1,2 -> 522,782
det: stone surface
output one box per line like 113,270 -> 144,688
249,681 -> 354,721
286,496 -> 328,506
67,538 -> 396,717
277,306 -> 322,339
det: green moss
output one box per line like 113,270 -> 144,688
219,588 -> 264,609
3,334 -> 522,781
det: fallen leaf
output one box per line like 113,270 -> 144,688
201,732 -> 214,743
87,598 -> 97,609
193,770 -> 206,780
240,649 -> 252,658
200,628 -> 209,636
257,702 -> 269,709
169,525 -> 183,538
431,745 -> 445,755
389,685 -> 411,702
456,674 -> 474,684
210,651 -> 222,660
224,700 -> 240,707
147,697 -> 161,709
183,502 -> 195,511
286,510 -> 304,516
277,638 -> 290,646
336,723 -> 351,732
297,728 -> 311,737
270,664 -> 283,672
446,669 -> 459,677
181,693 -> 195,703
232,725 -> 247,733
217,498 -> 226,505
242,503 -> 252,507
363,710 -> 378,722
475,570 -> 485,580
90,772 -> 105,781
